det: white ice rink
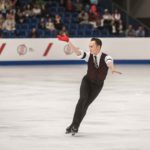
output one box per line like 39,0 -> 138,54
0,65 -> 150,150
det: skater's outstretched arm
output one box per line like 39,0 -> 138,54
57,34 -> 82,56
68,41 -> 82,56
107,61 -> 122,74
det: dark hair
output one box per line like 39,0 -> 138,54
91,38 -> 102,47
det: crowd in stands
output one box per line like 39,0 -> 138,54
0,0 -> 147,38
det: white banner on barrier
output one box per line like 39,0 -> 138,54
0,38 -> 150,61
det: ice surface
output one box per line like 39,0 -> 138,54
0,65 -> 150,150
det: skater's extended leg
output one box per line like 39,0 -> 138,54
69,76 -> 90,132
77,81 -> 104,128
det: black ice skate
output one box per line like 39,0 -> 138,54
71,126 -> 78,136
65,125 -> 73,134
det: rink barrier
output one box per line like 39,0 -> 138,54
0,60 -> 150,65
0,60 -> 86,66
0,38 -> 150,65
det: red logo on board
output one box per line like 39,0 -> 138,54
0,43 -> 6,55
17,44 -> 27,55
43,43 -> 53,56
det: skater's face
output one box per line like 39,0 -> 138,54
89,41 -> 101,55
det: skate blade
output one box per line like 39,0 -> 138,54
65,131 -> 71,134
71,132 -> 77,136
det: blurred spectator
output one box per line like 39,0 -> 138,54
90,0 -> 98,5
118,20 -> 124,34
125,25 -> 136,37
59,25 -> 69,36
16,8 -> 26,24
12,0 -> 17,8
84,3 -> 90,12
89,4 -> 99,20
32,4 -> 41,17
95,16 -> 102,29
135,26 -> 145,37
112,9 -> 121,34
0,0 -> 6,13
46,17 -> 55,31
28,27 -> 39,38
0,0 -> 6,15
77,10 -> 89,24
0,0 -> 148,38
102,9 -> 112,33
74,0 -> 83,12
65,0 -> 74,12
24,4 -> 33,18
0,0 -> 13,13
112,22 -> 116,35
45,0 -> 52,10
2,13 -> 16,31
38,17 -> 46,29
41,4 -> 50,18
89,4 -> 100,28
112,9 -> 121,22
54,14 -> 63,30
6,0 -> 13,10
0,12 -> 4,30
112,21 -> 124,36
60,0 -> 65,6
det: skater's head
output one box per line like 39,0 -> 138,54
89,38 -> 102,55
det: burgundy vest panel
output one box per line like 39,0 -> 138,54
87,53 -> 108,81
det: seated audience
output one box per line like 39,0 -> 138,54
125,25 -> 136,37
28,27 -> 39,38
135,26 -> 145,37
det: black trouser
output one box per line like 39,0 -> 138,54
71,75 -> 104,129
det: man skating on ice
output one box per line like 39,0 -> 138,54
57,35 -> 122,135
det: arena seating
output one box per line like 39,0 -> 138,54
1,0 -> 149,38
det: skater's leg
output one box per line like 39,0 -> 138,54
77,81 -> 104,128
71,76 -> 90,129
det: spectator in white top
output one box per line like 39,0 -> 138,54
0,0 -> 6,13
77,10 -> 89,24
112,9 -> 121,35
102,9 -> 112,33
5,0 -> 13,10
112,9 -> 121,22
24,4 -> 33,18
32,4 -> 41,17
2,13 -> 16,31
46,17 -> 55,31
102,9 -> 112,23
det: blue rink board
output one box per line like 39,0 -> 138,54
0,60 -> 150,66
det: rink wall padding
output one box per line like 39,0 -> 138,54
0,38 -> 150,65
